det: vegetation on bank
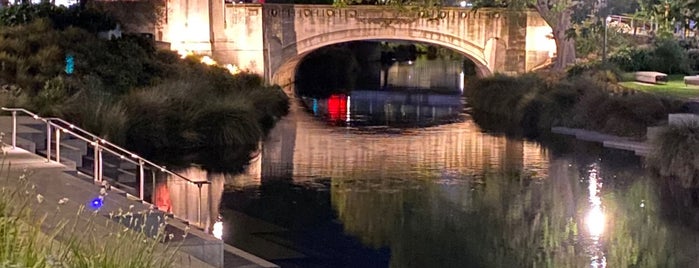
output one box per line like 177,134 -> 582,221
467,27 -> 699,187
0,3 -> 289,168
465,69 -> 682,138
648,123 -> 699,188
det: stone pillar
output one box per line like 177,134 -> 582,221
504,12 -> 527,74
212,4 -> 266,76
164,0 -> 214,54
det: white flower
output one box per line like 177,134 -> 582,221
36,194 -> 44,204
58,197 -> 69,205
168,233 -> 174,240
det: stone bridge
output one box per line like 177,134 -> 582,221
160,3 -> 555,85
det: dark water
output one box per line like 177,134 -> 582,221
168,57 -> 699,267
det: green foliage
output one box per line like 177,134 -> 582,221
648,123 -> 699,188
610,38 -> 691,74
610,47 -> 650,72
0,3 -> 116,32
648,38 -> 691,74
687,49 -> 699,72
466,69 -> 680,137
0,8 -> 290,161
0,19 -> 64,94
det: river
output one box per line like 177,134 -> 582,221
162,56 -> 699,267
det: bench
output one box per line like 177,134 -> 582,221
684,75 -> 699,86
635,71 -> 668,84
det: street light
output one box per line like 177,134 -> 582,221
603,16 -> 612,63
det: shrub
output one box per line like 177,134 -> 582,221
609,46 -> 650,72
468,69 -> 680,138
646,38 -> 691,74
687,49 -> 699,72
648,123 -> 699,188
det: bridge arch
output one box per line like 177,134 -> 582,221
271,32 -> 495,87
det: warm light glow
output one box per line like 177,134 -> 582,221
225,64 -> 241,75
459,0 -> 467,7
177,48 -> 194,59
212,220 -> 223,239
459,71 -> 465,92
586,163 -> 605,238
586,206 -> 605,237
586,163 -> 606,268
200,56 -> 217,66
526,26 -> 557,58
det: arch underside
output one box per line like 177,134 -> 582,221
271,29 -> 494,86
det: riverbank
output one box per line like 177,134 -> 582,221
0,116 -> 279,268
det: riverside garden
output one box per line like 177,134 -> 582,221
3,0 -> 699,267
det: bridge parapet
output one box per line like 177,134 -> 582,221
164,1 -> 554,85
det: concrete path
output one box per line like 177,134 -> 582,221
0,115 -> 278,268
551,127 -> 650,156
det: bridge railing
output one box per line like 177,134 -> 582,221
2,107 -> 211,228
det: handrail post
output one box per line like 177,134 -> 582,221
97,146 -> 103,182
45,122 -> 51,162
55,128 -> 61,163
139,159 -> 145,201
197,182 -> 203,227
11,111 -> 16,149
93,141 -> 100,183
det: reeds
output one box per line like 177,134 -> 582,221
0,145 -> 182,267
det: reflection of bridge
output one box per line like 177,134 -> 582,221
161,2 -> 556,84
258,104 -> 549,182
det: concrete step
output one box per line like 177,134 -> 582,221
10,135 -> 37,153
50,141 -> 86,167
18,132 -> 47,151
37,150 -> 77,171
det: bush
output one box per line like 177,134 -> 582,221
609,46 -> 650,72
687,49 -> 699,72
467,70 -> 680,138
610,39 -> 691,74
648,123 -> 699,188
647,38 -> 691,74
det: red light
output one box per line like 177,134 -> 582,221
327,94 -> 347,123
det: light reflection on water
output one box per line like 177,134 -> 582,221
157,57 -> 699,267
160,93 -> 699,267
586,163 -> 606,268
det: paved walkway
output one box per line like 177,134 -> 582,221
551,127 -> 650,156
0,115 -> 278,268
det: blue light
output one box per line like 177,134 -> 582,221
90,197 -> 103,209
312,99 -> 318,115
65,54 -> 74,75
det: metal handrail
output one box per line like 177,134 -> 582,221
2,107 -> 211,227
45,117 -> 203,185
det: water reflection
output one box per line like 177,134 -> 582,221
156,101 -> 699,267
302,91 -> 464,128
153,56 -> 699,267
585,163 -> 606,267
